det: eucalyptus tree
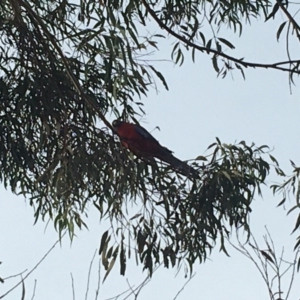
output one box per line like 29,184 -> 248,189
0,0 -> 299,278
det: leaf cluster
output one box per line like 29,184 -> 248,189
99,140 -> 271,277
271,159 -> 300,272
0,0 -> 167,236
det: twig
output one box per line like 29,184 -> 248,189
103,287 -> 132,300
229,233 -> 273,299
125,279 -> 136,299
277,0 -> 300,42
70,273 -> 75,300
94,260 -> 101,300
0,232 -> 66,299
173,273 -> 196,300
285,247 -> 300,300
124,264 -> 162,300
30,280 -> 37,300
103,264 -> 161,300
20,276 -> 25,300
85,249 -> 97,300
230,229 -> 299,300
3,269 -> 28,281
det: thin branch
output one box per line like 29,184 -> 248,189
249,236 -> 274,300
20,276 -> 25,300
229,234 -> 273,299
85,249 -> 97,300
132,269 -> 154,300
173,273 -> 196,300
0,232 -> 66,299
124,264 -> 161,300
277,0 -> 300,42
141,0 -> 300,74
125,279 -> 137,299
3,269 -> 28,281
103,264 -> 161,300
231,230 -> 299,300
285,247 -> 300,300
94,259 -> 101,300
103,287 -> 132,300
30,280 -> 37,300
70,273 -> 75,300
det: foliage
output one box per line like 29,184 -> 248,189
99,140 -> 271,277
1,0 -> 300,278
271,159 -> 300,270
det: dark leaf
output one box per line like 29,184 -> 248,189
99,230 -> 109,255
277,198 -> 286,207
260,250 -> 275,264
276,21 -> 287,41
218,38 -> 235,49
149,66 -> 169,90
265,2 -> 279,21
120,242 -> 126,275
212,55 -> 220,73
103,255 -> 117,283
292,213 -> 300,233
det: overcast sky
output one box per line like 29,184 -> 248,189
1,10 -> 300,300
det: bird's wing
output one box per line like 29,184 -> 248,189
134,124 -> 159,142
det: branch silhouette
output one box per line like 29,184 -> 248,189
142,0 -> 300,75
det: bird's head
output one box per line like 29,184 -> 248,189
112,119 -> 123,130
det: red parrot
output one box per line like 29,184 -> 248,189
112,119 -> 198,178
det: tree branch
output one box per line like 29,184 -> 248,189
142,0 -> 300,75
277,0 -> 300,43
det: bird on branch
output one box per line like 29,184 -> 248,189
112,119 -> 199,178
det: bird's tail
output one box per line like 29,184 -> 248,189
156,152 -> 199,179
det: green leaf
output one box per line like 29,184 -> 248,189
207,142 -> 217,150
277,198 -> 286,207
294,237 -> 300,251
149,66 -> 169,90
103,254 -> 117,282
195,156 -> 207,161
292,213 -> 300,233
120,242 -> 126,276
218,38 -> 235,49
260,250 -> 275,264
221,170 -> 232,182
212,55 -> 220,73
175,48 -> 184,66
192,47 -> 196,63
265,2 -> 279,21
99,230 -> 109,255
269,154 -> 279,166
199,32 -> 206,45
206,39 -> 212,53
148,40 -> 158,49
276,21 -> 287,41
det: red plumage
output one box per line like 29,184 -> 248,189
112,120 -> 198,178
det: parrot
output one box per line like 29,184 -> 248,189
112,119 -> 198,178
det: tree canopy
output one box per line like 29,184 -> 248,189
1,0 -> 300,279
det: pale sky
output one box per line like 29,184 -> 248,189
1,10 -> 300,300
